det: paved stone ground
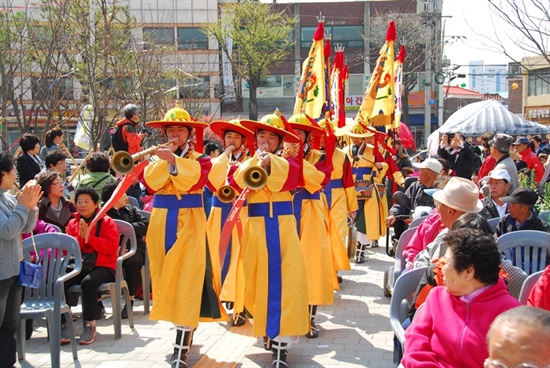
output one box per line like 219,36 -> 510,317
16,242 -> 396,368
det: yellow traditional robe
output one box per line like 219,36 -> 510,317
206,153 -> 248,317
233,153 -> 309,338
345,144 -> 388,241
145,151 -> 228,327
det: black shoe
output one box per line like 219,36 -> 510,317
263,336 -> 272,351
233,312 -> 246,327
95,301 -> 105,320
121,300 -> 134,320
337,275 -> 343,284
271,342 -> 288,368
171,351 -> 188,368
371,240 -> 379,248
355,242 -> 366,263
305,318 -> 319,338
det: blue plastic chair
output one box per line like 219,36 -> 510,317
518,270 -> 543,305
389,266 -> 428,364
487,217 -> 500,234
539,210 -> 550,224
385,226 -> 418,297
17,233 -> 82,367
128,196 -> 140,209
497,230 -> 550,274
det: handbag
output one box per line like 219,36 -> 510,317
81,252 -> 97,275
18,233 -> 44,289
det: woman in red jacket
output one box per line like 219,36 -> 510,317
402,228 -> 520,367
62,187 -> 119,345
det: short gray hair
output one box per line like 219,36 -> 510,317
123,104 -> 139,119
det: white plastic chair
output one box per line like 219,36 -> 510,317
68,219 -> 137,339
518,270 -> 543,305
17,233 -> 82,367
539,210 -> 550,224
487,217 -> 500,234
497,230 -> 550,274
409,215 -> 427,229
389,266 -> 428,364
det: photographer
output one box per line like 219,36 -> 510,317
438,131 -> 479,179
114,104 -> 149,155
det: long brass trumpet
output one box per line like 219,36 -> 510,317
242,165 -> 268,190
111,141 -> 173,175
216,185 -> 237,203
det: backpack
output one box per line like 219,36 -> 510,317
110,122 -> 131,152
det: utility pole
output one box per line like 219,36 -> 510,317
423,0 -> 434,147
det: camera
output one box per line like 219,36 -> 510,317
139,125 -> 153,135
446,132 -> 455,144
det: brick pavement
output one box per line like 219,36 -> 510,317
16,243 -> 396,368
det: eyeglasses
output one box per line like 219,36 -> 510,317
484,359 -> 549,368
52,181 -> 65,187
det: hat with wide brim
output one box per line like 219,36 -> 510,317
146,105 -> 208,129
432,177 -> 483,213
335,121 -> 375,138
240,110 -> 300,144
287,113 -> 324,136
209,117 -> 254,140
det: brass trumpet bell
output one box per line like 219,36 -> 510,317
216,185 -> 237,203
242,166 -> 268,190
111,151 -> 134,175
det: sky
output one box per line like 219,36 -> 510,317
260,0 -> 546,85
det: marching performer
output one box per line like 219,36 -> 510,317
207,117 -> 254,327
341,121 -> 388,263
143,105 -> 228,368
232,110 -> 309,368
320,119 -> 358,250
286,112 -> 346,338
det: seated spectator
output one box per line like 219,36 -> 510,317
438,132 -> 478,179
125,177 -> 144,209
436,158 -> 451,178
496,187 -> 550,236
402,228 -> 521,367
62,187 -> 119,345
17,133 -> 45,188
531,135 -> 548,155
404,176 -> 451,265
36,170 -> 77,233
479,169 -> 511,220
527,265 -> 550,311
75,152 -> 117,194
476,132 -> 496,183
409,213 -> 527,320
101,181 -> 149,319
44,150 -> 75,199
539,153 -> 548,169
386,158 -> 441,240
412,177 -> 483,269
486,306 -> 550,367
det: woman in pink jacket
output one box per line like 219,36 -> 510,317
402,228 -> 520,367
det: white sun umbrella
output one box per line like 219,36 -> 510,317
428,100 -> 550,156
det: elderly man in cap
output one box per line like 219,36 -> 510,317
412,177 -> 484,269
386,157 -> 442,240
480,169 -> 512,219
495,187 -> 550,236
512,136 -> 544,183
489,133 -> 518,194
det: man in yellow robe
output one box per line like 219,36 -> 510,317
235,110 -> 309,368
340,121 -> 388,263
144,105 -> 228,368
207,118 -> 254,327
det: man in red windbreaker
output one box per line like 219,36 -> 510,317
512,136 -> 544,183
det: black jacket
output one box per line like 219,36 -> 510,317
480,197 -> 506,220
496,212 -> 550,237
106,204 -> 149,254
17,152 -> 42,187
389,180 -> 434,217
438,143 -> 479,179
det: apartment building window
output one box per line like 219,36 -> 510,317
143,27 -> 175,47
32,76 -> 73,100
301,25 -> 363,49
177,28 -> 208,50
528,68 -> 550,96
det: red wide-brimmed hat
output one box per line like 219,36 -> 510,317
240,109 -> 300,143
209,117 -> 254,140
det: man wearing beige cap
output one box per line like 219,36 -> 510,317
413,177 -> 483,269
386,158 -> 441,240
480,169 -> 511,219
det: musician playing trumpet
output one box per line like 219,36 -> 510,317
233,109 -> 309,368
143,105 -> 227,368
207,118 -> 254,328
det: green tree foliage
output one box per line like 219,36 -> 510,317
204,0 -> 296,120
